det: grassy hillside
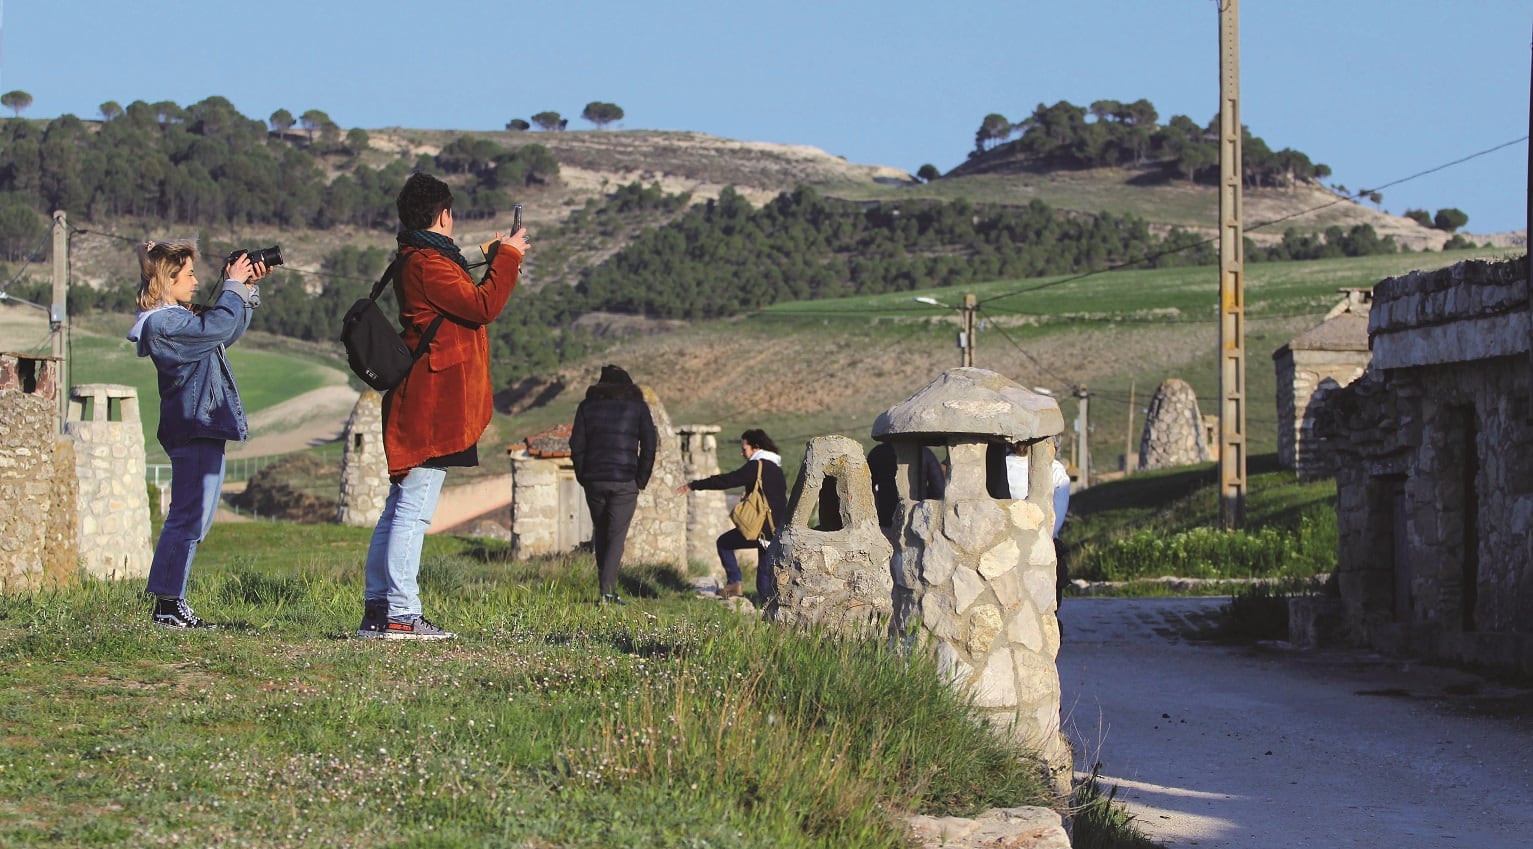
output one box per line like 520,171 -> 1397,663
53,127 -> 1514,296
8,126 -> 1521,481
1060,454 -> 1339,585
0,524 -> 1063,848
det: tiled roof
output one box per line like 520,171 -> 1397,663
519,423 -> 573,458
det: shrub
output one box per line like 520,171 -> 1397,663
1075,510 -> 1335,582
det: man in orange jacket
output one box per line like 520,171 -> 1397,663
358,172 -> 529,640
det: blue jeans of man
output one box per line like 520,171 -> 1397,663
364,466 -> 446,620
583,479 -> 639,597
146,438 -> 226,599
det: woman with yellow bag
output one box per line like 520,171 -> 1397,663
677,429 -> 788,601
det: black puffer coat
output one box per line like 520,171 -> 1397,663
569,371 -> 658,488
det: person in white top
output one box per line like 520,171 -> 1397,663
1051,456 -> 1071,605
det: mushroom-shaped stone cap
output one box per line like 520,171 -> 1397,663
872,367 -> 1064,443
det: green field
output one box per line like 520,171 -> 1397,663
61,331 -> 342,462
521,246 -> 1522,477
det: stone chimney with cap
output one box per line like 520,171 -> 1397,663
873,366 -> 1071,782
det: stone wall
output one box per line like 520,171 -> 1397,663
1137,378 -> 1210,470
0,354 -> 78,592
620,387 -> 688,570
337,391 -> 388,526
63,384 -> 151,581
1323,257 -> 1533,674
508,449 -> 584,558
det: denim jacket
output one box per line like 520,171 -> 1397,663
128,281 -> 258,449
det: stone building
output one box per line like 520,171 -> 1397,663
508,387 -> 689,571
337,390 -> 388,527
507,424 -> 589,558
766,435 -> 893,633
63,383 -> 152,580
1320,257 -> 1533,673
873,367 -> 1071,780
0,354 -> 78,592
1137,378 -> 1211,470
1273,290 -> 1372,479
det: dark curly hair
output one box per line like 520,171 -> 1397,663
396,172 -> 453,231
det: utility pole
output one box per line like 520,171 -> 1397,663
50,210 -> 68,429
1123,379 -> 1136,475
1073,384 -> 1090,488
913,293 -> 978,366
1217,0 -> 1246,529
960,293 -> 977,367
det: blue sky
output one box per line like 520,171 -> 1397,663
3,0 -> 1528,233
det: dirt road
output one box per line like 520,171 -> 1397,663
1058,597 -> 1533,849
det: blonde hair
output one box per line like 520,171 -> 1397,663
135,240 -> 199,310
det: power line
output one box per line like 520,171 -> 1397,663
0,228 -> 57,297
982,320 -> 1077,392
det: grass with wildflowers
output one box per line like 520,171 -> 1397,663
0,522 -> 1073,848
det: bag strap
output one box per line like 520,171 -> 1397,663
367,255 -> 404,302
371,254 -> 447,361
753,461 -> 774,534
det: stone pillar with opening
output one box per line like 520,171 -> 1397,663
337,390 -> 389,526
766,434 -> 893,633
877,367 -> 1071,780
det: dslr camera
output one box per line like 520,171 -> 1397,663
226,245 -> 285,268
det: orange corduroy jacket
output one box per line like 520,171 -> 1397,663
382,242 -> 522,477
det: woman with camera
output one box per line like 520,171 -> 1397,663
127,240 -> 269,629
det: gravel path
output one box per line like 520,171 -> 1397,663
1058,597 -> 1533,848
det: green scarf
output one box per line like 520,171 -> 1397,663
397,229 -> 470,273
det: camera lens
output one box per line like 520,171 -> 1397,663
254,245 -> 285,267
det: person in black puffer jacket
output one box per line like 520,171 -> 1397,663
570,364 -> 658,605
677,428 -> 788,602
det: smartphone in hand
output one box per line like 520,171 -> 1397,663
512,204 -> 523,233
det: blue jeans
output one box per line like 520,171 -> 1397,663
364,466 -> 446,620
716,528 -> 775,599
147,438 -> 226,599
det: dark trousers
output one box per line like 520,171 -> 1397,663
584,480 -> 639,596
716,528 -> 775,601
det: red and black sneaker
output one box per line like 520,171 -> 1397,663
382,616 -> 455,641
